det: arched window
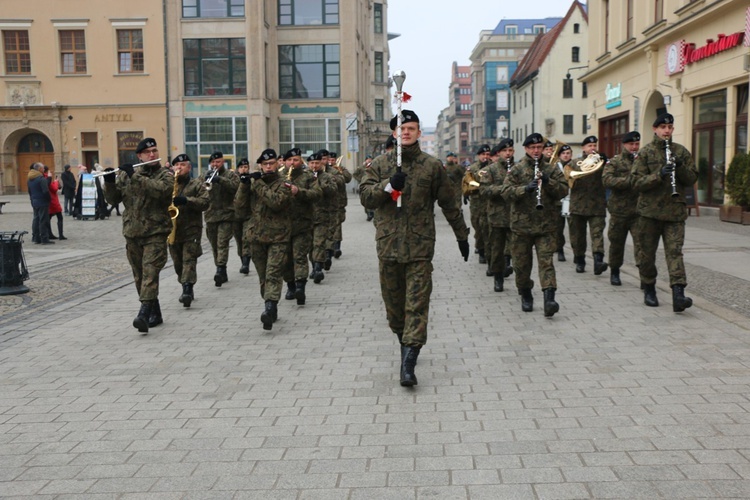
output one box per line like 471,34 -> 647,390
17,133 -> 53,153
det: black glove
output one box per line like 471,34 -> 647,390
390,171 -> 407,191
102,167 -> 117,184
540,173 -> 550,185
119,164 -> 134,178
463,195 -> 469,205
249,171 -> 263,180
210,172 -> 220,183
660,165 -> 675,179
239,173 -> 251,184
458,240 -> 470,261
525,180 -> 538,193
173,196 -> 187,206
599,153 -> 608,164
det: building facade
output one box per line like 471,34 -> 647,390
582,0 -> 750,207
437,62 -> 472,164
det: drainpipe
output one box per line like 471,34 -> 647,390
162,0 -> 171,155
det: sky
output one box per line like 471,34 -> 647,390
387,0 -> 581,128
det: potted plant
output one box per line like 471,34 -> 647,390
721,152 -> 750,224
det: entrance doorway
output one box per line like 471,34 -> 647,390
693,89 -> 727,206
597,111 -> 629,158
16,133 -> 54,193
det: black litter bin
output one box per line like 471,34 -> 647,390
0,231 -> 30,295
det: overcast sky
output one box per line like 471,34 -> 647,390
387,0 -> 582,128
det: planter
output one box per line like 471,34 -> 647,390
743,211 -> 750,226
720,205 -> 743,223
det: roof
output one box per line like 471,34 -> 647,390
492,17 -> 561,35
510,1 -> 588,88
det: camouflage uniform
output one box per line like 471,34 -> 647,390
315,167 -> 340,263
233,182 -> 253,262
283,167 -> 323,282
602,148 -> 641,270
168,176 -> 209,285
444,160 -> 465,206
331,163 -> 352,245
554,159 -> 571,253
360,142 -> 469,347
632,135 -> 698,286
466,160 -> 490,256
567,156 -> 607,259
102,163 -> 172,302
204,167 -> 240,267
479,160 -> 511,275
501,155 -> 568,291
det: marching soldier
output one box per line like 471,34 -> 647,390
328,151 -> 352,260
353,155 -> 375,221
632,113 -> 698,312
565,136 -> 608,275
543,140 -> 555,161
101,138 -> 172,333
307,152 -> 339,284
465,144 -> 492,265
167,154 -> 209,307
444,151 -> 464,207
554,145 -> 573,261
360,109 -> 470,387
233,159 -> 253,275
501,133 -> 568,317
204,151 -> 240,287
602,131 -> 642,286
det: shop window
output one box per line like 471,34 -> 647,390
184,117 -> 249,177
736,84 -> 748,156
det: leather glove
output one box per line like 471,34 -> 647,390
458,240 -> 470,261
249,171 -> 263,180
239,173 -> 251,184
390,171 -> 407,191
660,165 -> 675,179
525,180 -> 538,193
102,167 -> 117,184
463,195 -> 469,205
540,173 -> 550,185
173,196 -> 187,206
119,164 -> 135,178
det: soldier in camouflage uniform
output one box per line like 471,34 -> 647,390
307,152 -> 339,284
444,152 -> 464,207
168,153 -> 209,308
328,151 -> 352,260
554,145 -> 573,262
233,159 -> 253,275
204,151 -> 240,287
235,148 -> 293,330
632,113 -> 698,312
478,138 -> 514,292
565,135 -> 609,275
602,131 -> 642,286
360,110 -> 470,387
501,133 -> 569,317
102,138 -> 172,333
353,155 -> 375,221
465,144 -> 491,265
281,148 -> 322,305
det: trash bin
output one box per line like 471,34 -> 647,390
0,231 -> 30,295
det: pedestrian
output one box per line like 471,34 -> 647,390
27,163 -> 53,245
48,169 -> 66,240
360,109 -> 470,387
60,164 -> 76,216
101,138 -> 172,333
632,113 -> 698,312
204,151 -> 240,287
42,166 -> 59,240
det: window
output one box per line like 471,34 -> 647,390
460,122 -> 467,132
573,23 -> 580,34
563,79 -> 573,98
117,29 -> 144,74
81,132 -> 98,148
279,44 -> 340,99
183,0 -> 244,18
582,115 -> 587,135
374,51 -> 383,83
655,0 -> 664,23
604,0 -> 610,52
279,118 -> 341,154
496,90 -> 508,111
117,131 -> 143,166
279,0 -> 338,26
563,115 -> 573,135
374,99 -> 384,122
626,0 -> 634,39
183,38 -> 246,96
3,30 -> 31,74
59,30 -> 87,74
533,25 -> 545,34
373,3 -> 383,34
572,46 -> 580,63
505,25 -> 517,37
185,117 -> 249,176
582,82 -> 588,99
496,66 -> 508,83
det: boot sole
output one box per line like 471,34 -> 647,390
148,319 -> 163,328
214,275 -> 222,287
133,318 -> 149,333
182,298 -> 192,308
295,290 -> 306,305
313,274 -> 324,284
261,313 -> 273,330
400,378 -> 417,387
544,304 -> 559,317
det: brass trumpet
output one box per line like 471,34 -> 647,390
204,168 -> 219,190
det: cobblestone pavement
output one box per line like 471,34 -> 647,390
1,193 -> 750,498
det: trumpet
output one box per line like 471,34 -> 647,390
665,139 -> 679,198
91,158 -> 161,178
204,168 -> 219,190
534,156 -> 543,210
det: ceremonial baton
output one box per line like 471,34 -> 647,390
392,70 -> 406,208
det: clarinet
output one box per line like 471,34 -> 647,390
665,139 -> 679,198
534,156 -> 543,210
506,157 -> 512,173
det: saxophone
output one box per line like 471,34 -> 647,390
167,173 -> 180,245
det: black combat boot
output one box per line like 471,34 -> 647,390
333,241 -> 342,259
520,288 -> 534,312
285,281 -> 297,300
478,249 -> 487,265
366,211 -> 374,221
180,283 -> 194,307
493,273 -> 504,292
643,283 -> 659,307
313,262 -> 325,284
324,250 -> 333,270
543,288 -> 559,317
574,256 -> 586,273
148,299 -> 163,328
260,300 -> 277,330
557,249 -> 566,262
133,301 -> 152,333
593,252 -> 608,276
486,264 -> 493,277
503,255 -> 513,277
220,266 -> 228,284
295,279 -> 307,305
610,268 -> 622,286
214,267 -> 223,287
672,285 -> 693,313
400,346 -> 421,387
239,256 -> 250,275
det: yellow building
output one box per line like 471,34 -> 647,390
582,0 -> 749,207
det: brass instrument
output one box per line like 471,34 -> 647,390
167,173 -> 180,245
461,170 -> 480,196
665,139 -> 679,198
566,152 -> 604,188
91,158 -> 161,178
548,141 -> 567,168
204,168 -> 219,190
534,156 -> 543,210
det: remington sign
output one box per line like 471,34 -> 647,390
684,32 -> 744,64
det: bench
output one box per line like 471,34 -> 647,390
0,201 -> 8,214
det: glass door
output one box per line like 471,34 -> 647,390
693,127 -> 726,206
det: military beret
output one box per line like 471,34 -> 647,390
653,112 -> 674,127
209,151 -> 224,161
384,136 -> 396,149
581,135 -> 598,146
446,151 -> 456,157
308,152 -> 321,162
285,148 -> 302,159
622,131 -> 641,143
389,109 -> 420,130
476,144 -> 491,155
256,148 -> 277,164
237,158 -> 250,167
171,153 -> 191,165
365,154 -> 373,159
522,133 -> 545,147
135,137 -> 157,154
329,152 -> 338,159
560,144 -> 572,153
498,138 -> 514,151
316,149 -> 329,157
490,144 -> 502,156
544,140 -> 555,148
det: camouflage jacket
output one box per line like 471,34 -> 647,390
445,161 -> 464,191
312,169 -> 339,225
328,164 -> 352,208
237,172 -> 292,244
501,155 -> 569,235
103,163 -> 173,239
602,148 -> 638,217
173,176 -> 209,241
632,135 -> 698,222
567,154 -> 607,216
360,142 -> 469,262
479,160 -> 511,227
352,165 -> 366,183
204,167 -> 239,223
467,160 -> 490,209
286,167 -> 323,235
